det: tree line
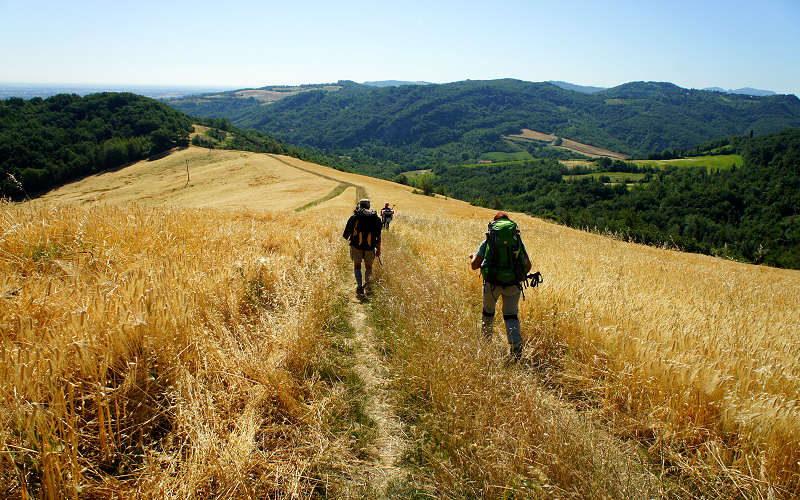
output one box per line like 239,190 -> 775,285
430,128 -> 800,269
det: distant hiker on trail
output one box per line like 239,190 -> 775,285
469,212 -> 532,361
380,203 -> 395,230
343,198 -> 382,296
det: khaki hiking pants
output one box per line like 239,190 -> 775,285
482,281 -> 522,346
349,247 -> 375,266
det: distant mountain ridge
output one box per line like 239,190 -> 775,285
547,81 -> 606,94
703,86 -> 777,96
362,80 -> 431,87
548,80 -> 779,97
0,83 -> 232,100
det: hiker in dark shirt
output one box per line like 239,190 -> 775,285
343,199 -> 382,296
380,203 -> 394,229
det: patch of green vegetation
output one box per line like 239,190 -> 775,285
1,93 -> 194,199
633,154 -> 743,172
409,172 -> 447,196
398,169 -> 431,182
30,243 -> 65,263
479,151 -> 532,162
309,294 -> 377,459
564,172 -> 646,182
295,183 -> 348,212
460,160 -> 524,168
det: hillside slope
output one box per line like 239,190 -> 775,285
6,148 -> 800,497
167,79 -> 800,166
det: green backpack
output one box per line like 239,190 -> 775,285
481,218 -> 527,286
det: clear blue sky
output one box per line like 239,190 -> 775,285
1,0 -> 798,95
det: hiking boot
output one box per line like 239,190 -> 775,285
356,285 -> 364,296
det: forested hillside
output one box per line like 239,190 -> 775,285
167,79 -> 800,173
0,94 -> 296,199
432,128 -> 800,268
0,93 -> 193,198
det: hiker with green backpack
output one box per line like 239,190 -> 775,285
470,212 -> 532,361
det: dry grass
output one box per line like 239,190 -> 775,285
189,124 -> 210,139
373,214 -> 799,497
370,227 -> 665,498
40,147 -> 339,212
5,147 -> 800,497
0,201 -> 371,497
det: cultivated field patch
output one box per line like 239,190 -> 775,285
634,154 -> 744,171
509,128 -> 629,159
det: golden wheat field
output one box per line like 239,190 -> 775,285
2,147 -> 799,498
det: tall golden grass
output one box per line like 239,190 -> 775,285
373,214 -> 799,497
370,230 -> 664,498
0,201 -> 370,498
6,147 -> 800,497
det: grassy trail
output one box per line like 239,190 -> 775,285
344,285 -> 408,495
367,225 -> 666,498
268,154 -> 367,205
366,216 -> 793,497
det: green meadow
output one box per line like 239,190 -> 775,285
633,154 -> 743,171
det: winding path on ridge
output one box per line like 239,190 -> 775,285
266,154 -> 367,210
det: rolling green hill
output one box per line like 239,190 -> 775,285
166,79 -> 800,174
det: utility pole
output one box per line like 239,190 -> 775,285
185,159 -> 190,187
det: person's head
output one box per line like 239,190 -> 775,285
358,199 -> 371,209
493,212 -> 509,220
385,203 -> 390,208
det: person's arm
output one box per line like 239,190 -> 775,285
521,241 -> 532,273
470,253 -> 483,270
343,216 -> 354,240
469,240 -> 486,270
374,214 -> 382,256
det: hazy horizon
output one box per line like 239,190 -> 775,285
0,79 -> 794,100
1,0 -> 798,96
